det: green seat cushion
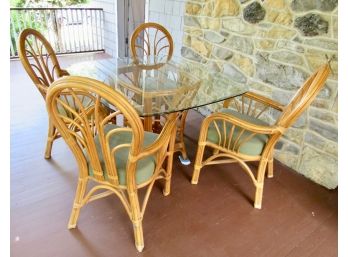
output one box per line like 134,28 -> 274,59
87,124 -> 158,185
207,108 -> 269,156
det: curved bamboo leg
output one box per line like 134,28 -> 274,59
163,123 -> 177,196
44,119 -> 56,159
267,157 -> 274,178
68,177 -> 88,229
177,111 -> 188,161
191,143 -> 206,184
174,111 -> 191,165
129,191 -> 144,252
177,141 -> 188,160
254,159 -> 267,209
132,219 -> 144,252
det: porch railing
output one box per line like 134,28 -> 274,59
10,8 -> 105,58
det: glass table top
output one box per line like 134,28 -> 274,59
67,56 -> 249,116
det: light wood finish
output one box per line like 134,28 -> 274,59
10,58 -> 338,255
10,56 -> 338,255
192,64 -> 331,209
130,22 -> 173,63
130,22 -> 174,134
130,23 -> 192,161
18,28 -> 69,159
46,76 -> 178,252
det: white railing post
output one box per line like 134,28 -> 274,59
10,7 -> 105,58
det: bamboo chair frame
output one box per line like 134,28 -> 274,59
130,22 -> 174,133
191,64 -> 331,209
46,76 -> 178,252
18,28 -> 69,159
130,22 -> 173,63
130,23 -> 192,161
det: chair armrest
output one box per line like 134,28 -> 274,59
223,91 -> 285,112
244,92 -> 285,111
203,112 -> 284,136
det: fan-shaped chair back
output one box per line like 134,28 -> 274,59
18,28 -> 66,97
130,22 -> 173,64
46,76 -> 145,185
276,64 -> 331,129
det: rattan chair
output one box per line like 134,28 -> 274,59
191,64 -> 331,209
130,22 -> 191,162
130,22 -> 173,63
46,76 -> 177,252
18,28 -> 69,159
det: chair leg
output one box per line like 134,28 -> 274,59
254,185 -> 264,209
267,157 -> 274,178
191,143 -> 206,184
177,111 -> 189,160
163,125 -> 177,196
177,138 -> 188,160
254,159 -> 267,209
44,119 -> 56,159
132,219 -> 144,252
68,178 -> 88,229
129,191 -> 144,252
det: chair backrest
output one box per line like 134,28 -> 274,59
276,64 -> 331,128
130,22 -> 173,63
18,28 -> 64,98
46,76 -> 147,185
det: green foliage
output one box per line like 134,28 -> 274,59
10,10 -> 49,55
40,0 -> 90,7
65,0 -> 90,6
10,0 -> 26,7
10,0 -> 91,55
10,0 -> 90,7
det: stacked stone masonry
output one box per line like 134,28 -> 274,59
180,0 -> 338,189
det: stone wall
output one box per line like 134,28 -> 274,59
181,0 -> 338,189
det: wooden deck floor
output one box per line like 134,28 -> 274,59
10,53 -> 337,257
